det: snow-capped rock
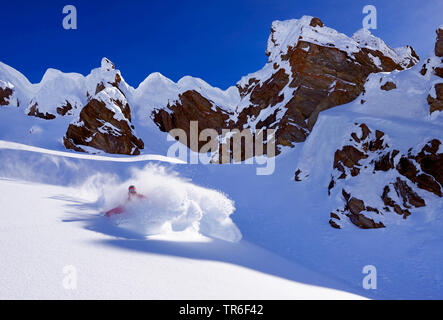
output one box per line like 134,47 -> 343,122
64,59 -> 144,155
325,123 -> 441,229
0,62 -> 33,108
25,68 -> 85,119
151,16 -> 419,160
293,23 -> 442,230
0,56 -> 145,155
428,83 -> 443,114
0,16 -> 429,160
0,80 -> 17,107
425,27 -> 443,114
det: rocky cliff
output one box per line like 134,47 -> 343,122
152,16 -> 418,161
0,16 -> 441,231
0,58 -> 144,155
294,25 -> 442,230
326,123 -> 441,229
63,58 -> 144,155
426,25 -> 443,114
0,16 -> 438,168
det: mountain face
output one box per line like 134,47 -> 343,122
0,16 -> 419,158
0,16 -> 441,231
63,59 -> 144,155
426,25 -> 443,114
0,58 -> 144,155
295,25 -> 443,230
152,16 -> 419,161
325,124 -> 441,229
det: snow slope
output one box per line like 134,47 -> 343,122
0,139 -> 185,163
1,16 -> 442,300
0,177 -> 363,299
169,57 -> 442,299
1,121 -> 442,299
1,61 -> 442,300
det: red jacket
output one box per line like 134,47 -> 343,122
105,194 -> 146,217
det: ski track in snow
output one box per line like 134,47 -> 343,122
0,140 -> 185,164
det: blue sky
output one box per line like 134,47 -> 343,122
1,0 -> 441,89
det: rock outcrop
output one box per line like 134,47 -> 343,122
380,81 -> 397,91
0,80 -> 16,106
0,57 -> 144,155
152,16 -> 418,161
0,17 -> 421,158
427,26 -> 443,114
339,189 -> 385,229
322,123 -> 441,229
153,90 -> 234,150
64,98 -> 144,155
64,59 -> 144,155
23,68 -> 86,120
295,24 -> 443,230
27,102 -> 56,120
56,101 -> 73,116
428,83 -> 443,114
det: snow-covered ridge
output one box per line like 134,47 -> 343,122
266,16 -> 359,60
0,57 -> 240,120
266,16 -> 417,68
133,72 -> 240,120
0,139 -> 185,163
0,16 -> 424,157
0,16 -> 419,122
352,28 -> 417,69
0,17 -> 418,119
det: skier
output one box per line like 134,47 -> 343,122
105,185 -> 146,217
127,185 -> 146,201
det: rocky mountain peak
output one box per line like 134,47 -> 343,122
63,58 -> 144,155
265,16 -> 348,61
0,17 -> 427,159
151,16 -> 420,161
101,57 -> 115,71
